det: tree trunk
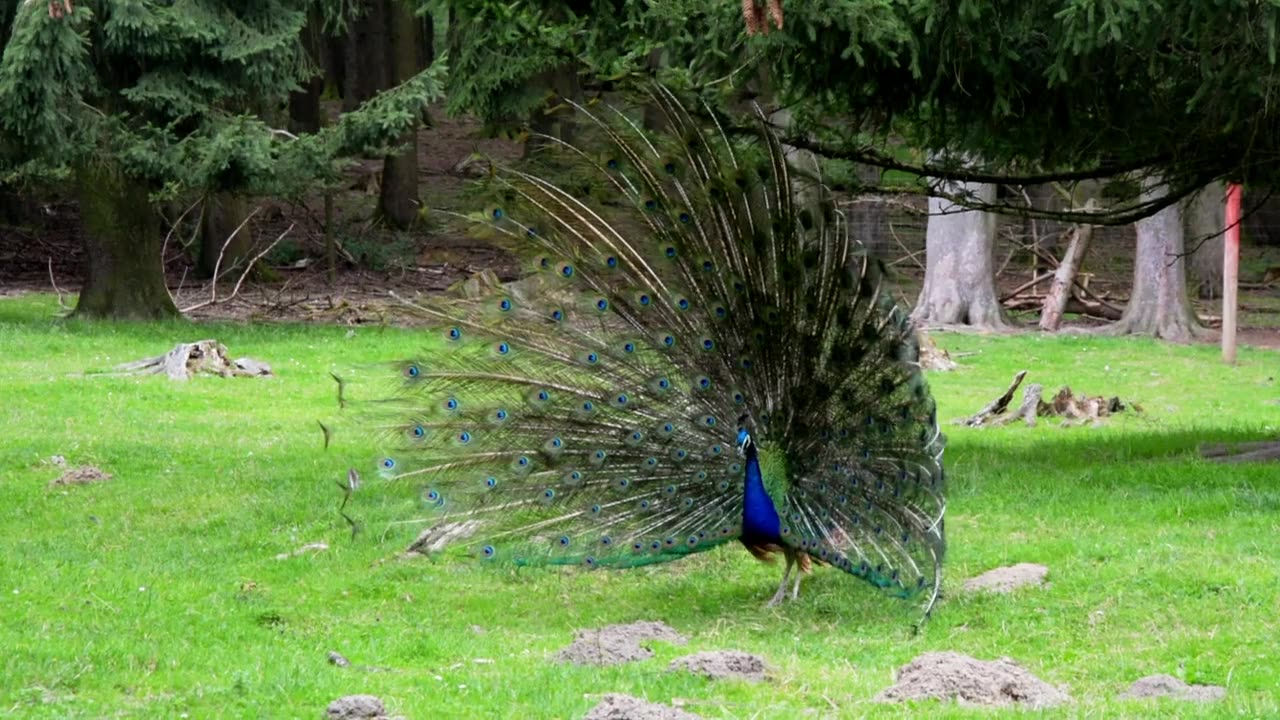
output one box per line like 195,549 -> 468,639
343,0 -> 390,113
1102,176 -> 1209,341
525,63 -> 582,158
912,177 -> 1007,328
1038,213 -> 1096,331
73,165 -> 178,320
197,193 -> 253,279
288,6 -> 325,135
1185,181 -> 1225,300
852,164 -> 890,256
378,0 -> 423,229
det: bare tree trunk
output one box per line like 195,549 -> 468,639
1102,176 -> 1209,341
73,164 -> 178,319
1039,215 -> 1096,331
378,0 -> 422,229
524,63 -> 582,158
288,6 -> 325,135
1185,181 -> 1225,300
343,0 -> 390,113
197,193 -> 252,279
852,164 -> 890,256
913,176 -> 1007,328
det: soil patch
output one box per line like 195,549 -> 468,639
325,694 -> 391,720
876,651 -> 1070,708
556,621 -> 688,667
962,563 -> 1049,593
668,651 -> 768,682
50,465 -> 111,488
583,694 -> 702,720
1119,674 -> 1225,702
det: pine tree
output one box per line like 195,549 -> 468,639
0,0 -> 445,319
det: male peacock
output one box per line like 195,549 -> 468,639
337,85 -> 947,612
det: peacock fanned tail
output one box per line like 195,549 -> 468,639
334,84 -> 947,612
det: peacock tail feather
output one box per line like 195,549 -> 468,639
333,84 -> 947,612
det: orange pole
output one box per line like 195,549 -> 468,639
1223,183 -> 1241,364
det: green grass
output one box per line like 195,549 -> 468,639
2,293 -> 1278,719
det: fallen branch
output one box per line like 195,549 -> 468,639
1200,439 -> 1280,463
958,372 -> 1138,427
957,370 -> 1027,426
1003,293 -> 1123,321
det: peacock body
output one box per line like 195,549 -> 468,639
337,85 -> 947,611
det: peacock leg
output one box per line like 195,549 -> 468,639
791,558 -> 803,600
765,550 -> 796,607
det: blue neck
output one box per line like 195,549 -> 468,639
740,444 -> 782,542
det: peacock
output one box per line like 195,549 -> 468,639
333,84 -> 947,612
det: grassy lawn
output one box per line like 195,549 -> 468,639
2,292 -> 1278,719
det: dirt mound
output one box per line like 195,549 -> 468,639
557,621 -> 688,666
876,651 -> 1070,708
1119,674 -> 1225,702
326,695 -> 391,719
583,694 -> 702,720
668,651 -> 768,682
962,563 -> 1049,593
50,465 -> 111,488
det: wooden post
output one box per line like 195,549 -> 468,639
1223,183 -> 1241,364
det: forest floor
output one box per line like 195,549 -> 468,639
1,293 -> 1277,718
3,103 -> 1280,349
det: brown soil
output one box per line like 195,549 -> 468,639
962,563 -> 1049,594
50,465 -> 111,488
583,694 -> 703,720
875,651 -> 1071,708
556,621 -> 688,667
668,650 -> 768,682
1119,674 -> 1226,702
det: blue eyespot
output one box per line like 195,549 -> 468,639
412,425 -> 425,437
638,294 -> 651,306
550,437 -> 563,448
665,485 -> 677,495
537,390 -> 549,401
702,339 -> 715,350
631,431 -> 643,441
458,431 -> 472,443
582,401 -> 594,412
623,342 -> 635,353
445,398 -> 458,410
658,378 -> 670,389
662,423 -> 674,433
485,477 -> 497,488
605,256 -> 618,268
543,488 -> 556,500
561,265 -> 574,278
606,159 -> 619,169
405,364 -> 421,377
698,377 -> 711,389
498,298 -> 512,312
526,226 -> 537,237
481,545 -> 496,557
381,458 -> 396,469
618,478 -> 630,489
645,457 -> 657,467
662,335 -> 675,347
600,536 -> 613,545
558,535 -> 570,546
447,327 -> 461,341
595,298 -> 609,312
702,260 -> 714,272
704,416 -> 716,426
585,353 -> 598,364
583,556 -> 597,568
497,343 -> 510,355
678,213 -> 690,224
492,208 -> 504,219
426,490 -> 440,502
591,504 -> 602,514
714,306 -> 727,319
676,298 -> 689,310
551,309 -> 564,322
615,394 -> 628,406
518,456 -> 530,466
494,409 -> 508,420
594,450 -> 607,460
664,246 -> 677,258
644,199 -> 657,210
664,162 -> 676,174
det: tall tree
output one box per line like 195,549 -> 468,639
1185,182 -> 1225,300
379,0 -> 426,229
913,177 -> 1005,329
0,1 -> 445,319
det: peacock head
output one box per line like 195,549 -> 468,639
736,428 -> 753,456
